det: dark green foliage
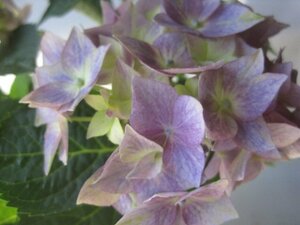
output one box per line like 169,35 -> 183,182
0,25 -> 40,75
41,0 -> 102,23
0,98 -> 120,224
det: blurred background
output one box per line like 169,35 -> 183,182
1,0 -> 300,224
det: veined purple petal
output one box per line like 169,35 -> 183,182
163,0 -> 187,25
234,73 -> 287,121
172,95 -> 205,146
201,3 -> 264,37
221,49 -> 264,80
43,122 -> 62,175
62,27 -> 95,74
20,82 -> 80,110
116,35 -> 163,71
154,13 -> 194,34
183,0 -> 220,22
130,76 -> 177,145
234,118 -> 281,159
35,64 -> 74,87
204,111 -> 238,140
40,32 -> 65,65
116,180 -> 238,225
182,196 -> 238,225
153,33 -> 194,68
163,144 -> 205,189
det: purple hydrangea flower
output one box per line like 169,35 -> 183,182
155,0 -> 264,38
199,50 -> 287,158
22,32 -> 69,175
21,28 -> 110,113
78,76 -> 205,211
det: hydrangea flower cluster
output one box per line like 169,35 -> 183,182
21,0 -> 300,224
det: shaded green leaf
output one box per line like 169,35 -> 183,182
75,0 -> 102,22
0,25 -> 40,75
0,98 -> 120,224
87,110 -> 114,139
40,0 -> 81,23
9,74 -> 31,99
41,0 -> 102,23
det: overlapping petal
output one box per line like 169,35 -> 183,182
115,180 -> 238,225
156,1 -> 263,38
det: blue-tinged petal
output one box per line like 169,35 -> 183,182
115,180 -> 237,225
130,76 -> 177,145
172,95 -> 205,146
234,73 -> 287,121
43,122 -> 62,175
153,33 -> 194,69
221,49 -> 264,80
20,82 -> 80,110
154,13 -> 194,33
34,108 -> 61,126
40,32 -> 65,65
234,118 -> 281,159
35,64 -> 74,87
116,35 -> 163,71
163,144 -> 205,189
163,0 -> 187,25
82,44 -> 110,88
201,3 -> 264,37
61,27 -> 96,74
182,196 -> 238,225
183,0 -> 220,22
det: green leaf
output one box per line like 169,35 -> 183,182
0,98 -> 120,224
87,110 -> 114,139
41,0 -> 103,24
107,119 -> 124,145
9,74 -> 31,99
40,0 -> 81,23
0,25 -> 40,75
75,0 -> 102,22
85,95 -> 108,111
0,196 -> 18,225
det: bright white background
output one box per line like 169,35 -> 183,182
2,1 -> 300,224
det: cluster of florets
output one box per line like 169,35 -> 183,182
21,0 -> 300,224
